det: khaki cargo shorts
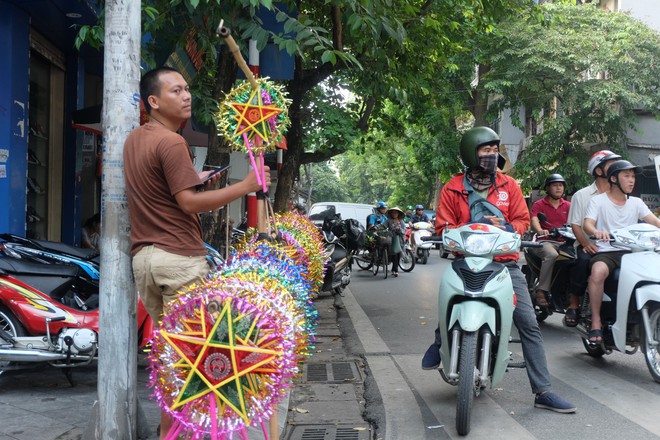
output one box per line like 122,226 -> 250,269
132,245 -> 209,323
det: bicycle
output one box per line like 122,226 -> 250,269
354,229 -> 391,279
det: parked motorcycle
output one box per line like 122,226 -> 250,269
0,233 -> 100,280
521,222 -> 577,322
0,257 -> 153,377
320,215 -> 362,294
411,221 -> 434,264
423,224 -> 541,435
575,223 -> 660,383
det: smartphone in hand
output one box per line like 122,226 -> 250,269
201,165 -> 231,183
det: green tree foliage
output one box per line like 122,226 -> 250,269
77,0 -> 539,207
481,3 -> 660,193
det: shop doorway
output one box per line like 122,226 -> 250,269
27,34 -> 64,240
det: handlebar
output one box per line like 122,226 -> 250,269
522,241 -> 543,248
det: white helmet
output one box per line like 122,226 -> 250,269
587,150 -> 622,177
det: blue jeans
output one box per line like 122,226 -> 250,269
433,262 -> 552,394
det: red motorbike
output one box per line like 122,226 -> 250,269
0,257 -> 153,375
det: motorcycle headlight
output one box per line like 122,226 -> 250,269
462,233 -> 498,255
624,229 -> 660,248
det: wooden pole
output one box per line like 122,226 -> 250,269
84,1 -> 141,439
216,21 -> 279,439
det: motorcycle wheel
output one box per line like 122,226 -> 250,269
456,331 -> 478,436
355,250 -> 373,270
399,249 -> 415,272
439,244 -> 449,259
421,250 -> 428,265
0,305 -> 25,370
641,306 -> 660,384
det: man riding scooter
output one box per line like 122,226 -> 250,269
529,174 -> 571,309
408,204 -> 430,255
420,126 -> 575,414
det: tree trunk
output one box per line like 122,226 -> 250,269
273,85 -> 304,212
88,1 -> 141,438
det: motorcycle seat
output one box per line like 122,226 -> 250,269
0,257 -> 80,277
34,239 -> 100,262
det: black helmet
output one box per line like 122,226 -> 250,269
607,160 -> 640,196
459,126 -> 500,169
607,160 -> 641,181
544,173 -> 566,188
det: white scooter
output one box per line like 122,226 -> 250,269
577,223 -> 660,383
412,221 -> 434,264
423,224 -> 541,435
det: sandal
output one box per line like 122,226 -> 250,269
563,308 -> 579,327
587,328 -> 603,344
535,291 -> 549,307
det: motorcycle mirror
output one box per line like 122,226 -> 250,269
537,212 -> 548,223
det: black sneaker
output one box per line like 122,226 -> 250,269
421,343 -> 441,370
534,391 -> 576,413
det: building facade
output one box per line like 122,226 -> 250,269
0,0 -> 103,244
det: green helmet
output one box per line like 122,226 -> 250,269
459,126 -> 501,169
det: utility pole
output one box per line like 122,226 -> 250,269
84,1 -> 142,438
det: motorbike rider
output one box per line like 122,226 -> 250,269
564,150 -> 621,326
582,160 -> 660,343
404,206 -> 414,223
367,201 -> 388,230
421,126 -> 576,413
409,204 -> 430,252
409,204 -> 430,225
529,174 -> 571,308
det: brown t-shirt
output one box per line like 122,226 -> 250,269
123,121 -> 205,257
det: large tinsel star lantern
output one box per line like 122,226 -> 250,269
216,78 -> 290,192
149,286 -> 297,439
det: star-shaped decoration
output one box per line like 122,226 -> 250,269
161,297 -> 283,423
230,87 -> 283,145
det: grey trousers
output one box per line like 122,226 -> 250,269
529,241 -> 562,292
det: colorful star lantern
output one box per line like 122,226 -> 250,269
216,78 -> 290,192
220,241 -> 318,361
149,282 -> 298,439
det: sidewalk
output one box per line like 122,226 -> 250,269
0,293 -> 374,440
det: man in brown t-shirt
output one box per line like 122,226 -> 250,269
124,66 -> 270,439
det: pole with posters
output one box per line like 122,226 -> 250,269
83,1 -> 143,439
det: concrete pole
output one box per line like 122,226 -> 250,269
84,1 -> 141,438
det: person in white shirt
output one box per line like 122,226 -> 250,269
582,160 -> 660,343
564,150 -> 621,326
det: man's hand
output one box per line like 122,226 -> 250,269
243,166 -> 271,193
583,243 -> 600,255
593,230 -> 611,242
483,215 -> 505,229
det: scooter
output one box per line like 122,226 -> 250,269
0,257 -> 153,377
411,221 -> 434,264
423,224 -> 541,435
575,223 -> 660,383
320,215 -> 357,294
521,222 -> 577,322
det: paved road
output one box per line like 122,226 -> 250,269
346,251 -> 660,440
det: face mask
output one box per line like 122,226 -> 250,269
477,154 -> 498,174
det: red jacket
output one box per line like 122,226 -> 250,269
434,172 -> 530,262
